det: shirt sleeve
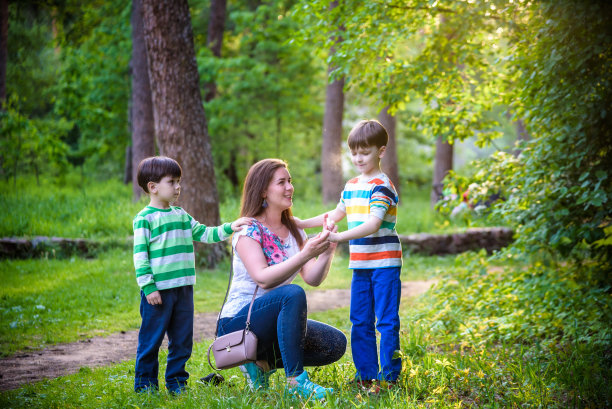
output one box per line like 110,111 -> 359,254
336,189 -> 346,213
189,212 -> 234,243
133,215 -> 157,295
369,183 -> 396,220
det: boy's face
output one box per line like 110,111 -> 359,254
149,175 -> 181,207
350,145 -> 386,177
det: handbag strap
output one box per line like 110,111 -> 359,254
213,250 -> 259,339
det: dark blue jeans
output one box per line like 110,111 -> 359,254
350,267 -> 402,382
218,284 -> 346,377
134,286 -> 193,393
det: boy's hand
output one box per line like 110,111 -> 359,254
326,224 -> 339,251
231,217 -> 252,232
146,291 -> 162,305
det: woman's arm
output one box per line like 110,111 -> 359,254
299,224 -> 338,287
236,231 -> 332,289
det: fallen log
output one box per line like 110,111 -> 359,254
398,227 -> 514,255
336,227 -> 514,256
0,236 -> 99,259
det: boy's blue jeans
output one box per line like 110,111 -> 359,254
134,286 -> 193,393
350,267 -> 402,382
218,284 -> 346,376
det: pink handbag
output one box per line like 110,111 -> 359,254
207,287 -> 258,370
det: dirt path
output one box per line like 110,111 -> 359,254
0,280 -> 436,391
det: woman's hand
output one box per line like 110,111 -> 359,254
325,223 -> 339,253
301,231 -> 331,259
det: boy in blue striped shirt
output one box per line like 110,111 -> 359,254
298,120 -> 402,391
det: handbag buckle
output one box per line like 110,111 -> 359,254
226,345 -> 231,352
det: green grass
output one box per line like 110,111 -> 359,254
0,175 -> 489,240
0,246 -> 452,357
2,254 -> 609,408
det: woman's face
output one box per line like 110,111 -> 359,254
264,167 -> 294,211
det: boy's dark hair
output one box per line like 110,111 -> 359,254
347,119 -> 389,150
137,156 -> 182,193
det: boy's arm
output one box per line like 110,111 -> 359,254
296,208 -> 346,229
328,215 -> 382,243
133,217 -> 158,296
191,214 -> 253,243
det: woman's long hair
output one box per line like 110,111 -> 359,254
240,159 -> 304,248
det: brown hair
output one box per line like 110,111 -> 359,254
240,159 -> 304,248
347,119 -> 389,150
137,156 -> 182,193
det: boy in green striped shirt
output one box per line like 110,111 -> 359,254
133,156 -> 250,394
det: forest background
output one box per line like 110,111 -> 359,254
0,0 -> 611,408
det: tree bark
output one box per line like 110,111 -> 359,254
378,106 -> 400,196
513,117 -> 529,157
130,0 -> 156,199
321,1 -> 344,205
0,0 -> 8,110
431,136 -> 453,208
141,0 -> 224,266
204,0 -> 226,102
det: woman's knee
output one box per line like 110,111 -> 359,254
282,284 -> 306,307
331,329 -> 347,360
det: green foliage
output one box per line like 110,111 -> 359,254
499,0 -> 612,262
192,0 -> 327,199
401,252 -> 612,407
437,1 -> 612,266
5,1 -> 131,180
0,99 -> 71,182
52,1 -> 132,178
293,0 -> 509,145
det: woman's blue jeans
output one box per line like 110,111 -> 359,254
218,284 -> 346,377
134,286 -> 193,393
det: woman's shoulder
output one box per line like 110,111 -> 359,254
233,218 -> 263,243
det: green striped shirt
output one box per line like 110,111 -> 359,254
133,206 -> 233,295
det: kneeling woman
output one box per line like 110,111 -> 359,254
217,159 -> 346,399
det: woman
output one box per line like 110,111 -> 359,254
217,159 -> 346,399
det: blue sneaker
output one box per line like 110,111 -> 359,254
239,362 -> 276,390
287,371 -> 333,400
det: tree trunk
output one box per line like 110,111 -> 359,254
130,0 -> 156,200
431,136 -> 453,208
513,117 -> 529,157
378,106 -> 400,196
204,0 -> 226,102
0,0 -> 8,110
141,0 -> 224,266
321,1 -> 344,205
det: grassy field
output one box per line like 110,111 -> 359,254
0,175 -> 482,240
1,252 -> 609,408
